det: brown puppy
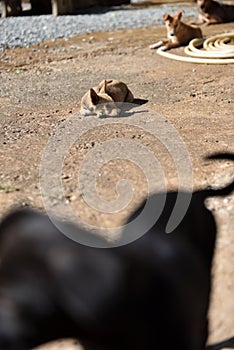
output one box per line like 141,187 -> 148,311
196,0 -> 234,24
149,10 -> 202,51
80,79 -> 134,117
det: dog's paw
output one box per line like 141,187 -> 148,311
149,41 -> 163,49
80,108 -> 93,116
160,45 -> 168,51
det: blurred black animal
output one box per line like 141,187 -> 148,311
196,0 -> 234,24
0,153 -> 233,350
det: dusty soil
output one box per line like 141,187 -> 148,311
0,21 -> 233,349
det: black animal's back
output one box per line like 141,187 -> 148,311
0,153 -> 233,350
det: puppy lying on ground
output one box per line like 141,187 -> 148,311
149,10 -> 202,51
80,79 -> 134,117
196,0 -> 234,24
0,153 -> 233,350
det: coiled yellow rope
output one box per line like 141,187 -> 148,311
157,32 -> 234,64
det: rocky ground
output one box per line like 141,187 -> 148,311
0,13 -> 233,350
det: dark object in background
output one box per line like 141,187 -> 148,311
196,0 -> 234,24
1,0 -> 22,17
0,153 -> 233,350
1,0 -> 51,16
52,0 -> 131,16
31,0 -> 52,14
1,0 -> 131,17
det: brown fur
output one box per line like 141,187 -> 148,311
149,10 -> 203,51
196,0 -> 234,24
80,79 -> 134,117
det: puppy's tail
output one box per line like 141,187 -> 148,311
204,153 -> 234,198
125,89 -> 134,103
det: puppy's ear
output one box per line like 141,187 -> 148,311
176,10 -> 183,20
163,13 -> 170,21
100,79 -> 107,94
90,88 -> 99,105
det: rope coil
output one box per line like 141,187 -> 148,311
157,32 -> 234,64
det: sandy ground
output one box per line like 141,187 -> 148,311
0,20 -> 234,349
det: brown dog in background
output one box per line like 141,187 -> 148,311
196,0 -> 234,24
149,10 -> 202,51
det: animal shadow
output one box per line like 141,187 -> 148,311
99,98 -> 149,118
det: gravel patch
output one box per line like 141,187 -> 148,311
0,2 -> 197,50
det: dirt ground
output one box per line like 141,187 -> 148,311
0,20 -> 234,349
